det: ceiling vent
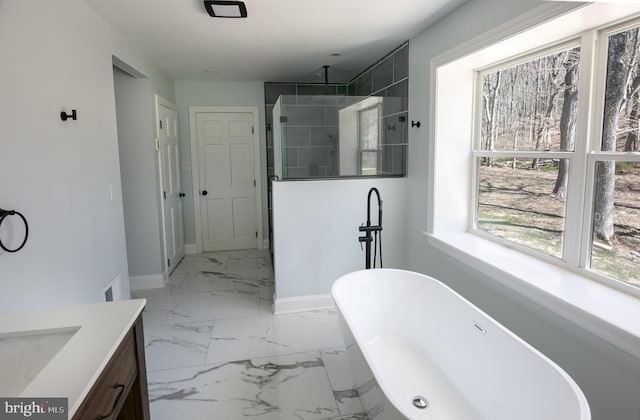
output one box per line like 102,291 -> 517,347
204,1 -> 248,18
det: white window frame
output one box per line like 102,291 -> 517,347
426,2 -> 640,359
581,20 -> 640,274
357,104 -> 383,175
471,40 -> 584,266
470,19 -> 640,289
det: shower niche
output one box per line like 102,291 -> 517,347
273,95 -> 407,179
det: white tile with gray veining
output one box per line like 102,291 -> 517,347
140,249 -> 367,419
144,321 -> 213,371
177,270 -> 263,294
206,310 -> 345,364
142,290 -> 262,326
322,348 -> 366,416
147,352 -> 340,420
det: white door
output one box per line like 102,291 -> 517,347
196,112 -> 257,251
157,96 -> 185,272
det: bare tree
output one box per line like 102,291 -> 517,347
532,52 -> 567,169
623,74 -> 640,152
553,52 -> 580,198
593,31 -> 634,241
481,48 -> 578,158
625,97 -> 640,151
482,71 -> 501,166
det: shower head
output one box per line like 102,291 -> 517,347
311,65 -> 330,84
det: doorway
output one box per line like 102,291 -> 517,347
189,107 -> 263,252
113,64 -> 166,286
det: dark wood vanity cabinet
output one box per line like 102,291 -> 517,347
73,315 -> 150,420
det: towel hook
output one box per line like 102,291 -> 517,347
60,109 -> 77,121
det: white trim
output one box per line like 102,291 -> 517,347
565,30 -> 597,268
129,272 -> 168,290
426,56 -> 438,234
273,294 -> 335,315
426,2 -> 640,360
429,3 -> 582,70
472,151 -> 574,159
184,243 -> 199,255
426,232 -> 640,360
155,95 -> 176,137
189,106 -> 264,252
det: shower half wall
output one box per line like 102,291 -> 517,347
272,177 -> 408,313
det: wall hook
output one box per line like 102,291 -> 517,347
411,120 -> 421,128
60,109 -> 77,121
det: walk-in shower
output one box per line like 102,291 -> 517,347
272,94 -> 407,179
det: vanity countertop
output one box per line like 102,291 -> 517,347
0,299 -> 146,417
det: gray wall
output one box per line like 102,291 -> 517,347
264,83 -> 348,179
406,1 -> 640,419
113,67 -> 165,278
347,42 -> 409,176
0,0 -> 173,310
174,81 -> 268,245
279,97 -> 342,178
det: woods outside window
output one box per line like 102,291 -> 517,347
473,20 -> 640,289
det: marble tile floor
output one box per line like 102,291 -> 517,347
133,249 -> 368,420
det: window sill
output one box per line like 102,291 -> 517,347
424,231 -> 640,359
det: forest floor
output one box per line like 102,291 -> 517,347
477,162 -> 640,287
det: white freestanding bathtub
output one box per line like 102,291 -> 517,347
331,269 -> 590,420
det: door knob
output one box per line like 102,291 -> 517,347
201,190 -> 208,196
179,193 -> 186,197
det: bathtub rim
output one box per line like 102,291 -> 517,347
331,268 -> 591,420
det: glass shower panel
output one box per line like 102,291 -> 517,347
274,94 -> 407,179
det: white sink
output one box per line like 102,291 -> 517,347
0,326 -> 80,395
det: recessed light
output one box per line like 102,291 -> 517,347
204,1 -> 247,18
330,53 -> 342,57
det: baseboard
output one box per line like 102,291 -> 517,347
184,244 -> 199,255
129,272 -> 168,290
274,293 -> 335,314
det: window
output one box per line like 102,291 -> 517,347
471,20 -> 640,289
475,45 -> 580,259
587,24 -> 640,285
358,105 -> 381,175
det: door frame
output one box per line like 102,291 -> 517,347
189,106 -> 264,253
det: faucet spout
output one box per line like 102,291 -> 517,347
367,187 -> 382,229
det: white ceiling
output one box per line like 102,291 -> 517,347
83,0 -> 467,83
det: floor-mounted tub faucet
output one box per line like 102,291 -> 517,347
358,187 -> 383,269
